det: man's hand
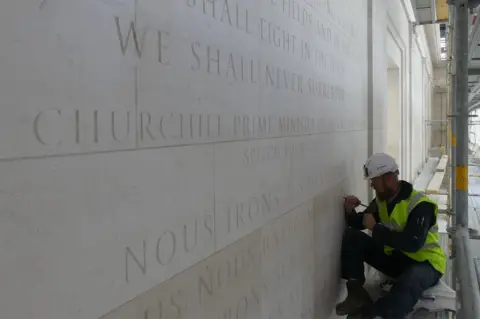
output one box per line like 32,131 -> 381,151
363,213 -> 376,230
344,195 -> 361,213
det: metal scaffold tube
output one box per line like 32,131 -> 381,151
455,0 -> 468,230
453,0 -> 480,317
448,3 -> 457,293
450,4 -> 457,232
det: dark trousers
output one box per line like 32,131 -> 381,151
341,228 -> 442,318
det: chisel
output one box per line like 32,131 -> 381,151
340,196 -> 368,208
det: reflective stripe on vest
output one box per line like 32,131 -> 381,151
380,192 -> 440,249
377,189 -> 446,274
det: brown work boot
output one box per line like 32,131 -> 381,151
335,281 -> 373,316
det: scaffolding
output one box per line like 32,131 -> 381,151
448,0 -> 480,317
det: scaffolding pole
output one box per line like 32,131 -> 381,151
455,0 -> 469,230
453,0 -> 480,317
449,3 -> 458,293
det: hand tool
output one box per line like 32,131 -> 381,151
340,196 -> 368,208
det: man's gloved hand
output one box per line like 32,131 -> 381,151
344,195 -> 361,213
363,213 -> 377,230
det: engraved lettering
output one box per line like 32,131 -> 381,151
124,215 -> 213,284
226,190 -> 282,232
140,112 -> 155,141
191,43 -> 257,83
226,53 -> 237,80
261,193 -> 271,212
207,47 -> 221,75
115,17 -> 172,64
125,240 -> 146,283
243,142 -> 305,165
156,230 -> 176,266
316,22 -> 332,43
143,291 -> 185,319
170,292 -> 183,319
203,0 -> 215,16
235,203 -> 246,228
34,109 -> 133,148
186,0 -> 252,34
75,110 -> 80,144
115,16 -> 146,58
204,214 -> 214,242
139,112 -> 223,143
213,284 -> 263,319
221,0 -> 232,25
191,41 -> 201,71
183,219 -> 198,252
301,40 -> 310,61
93,110 -> 99,143
111,111 -> 131,142
307,77 -> 344,100
198,269 -> 213,303
260,17 -> 296,55
271,0 -> 312,27
265,65 -> 303,93
236,296 -> 247,319
158,30 -> 171,65
33,109 -> 62,145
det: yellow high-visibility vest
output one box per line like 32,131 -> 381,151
376,190 -> 446,274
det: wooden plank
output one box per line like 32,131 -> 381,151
414,157 -> 440,193
436,155 -> 448,171
469,197 -> 480,235
426,171 -> 446,194
429,194 -> 448,213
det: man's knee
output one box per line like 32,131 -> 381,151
375,263 -> 441,317
342,228 -> 368,248
395,262 -> 441,293
394,269 -> 426,298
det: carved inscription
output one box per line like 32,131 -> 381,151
190,42 -> 258,83
33,109 -> 133,146
104,229 -> 265,319
270,0 -> 362,59
5,0 -> 368,315
225,190 -> 281,234
140,112 -> 222,142
243,141 -> 304,165
31,107 -> 365,153
185,0 -> 253,35
270,0 -> 313,27
183,0 -> 348,80
262,206 -> 313,259
103,203 -> 328,319
259,17 -> 297,55
25,0 -> 368,155
197,245 -> 259,303
115,16 -> 170,64
125,214 -> 214,283
306,0 -> 359,39
261,204 -> 315,319
292,162 -> 348,202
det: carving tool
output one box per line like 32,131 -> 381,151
340,196 -> 368,208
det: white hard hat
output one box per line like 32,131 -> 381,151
363,153 -> 399,180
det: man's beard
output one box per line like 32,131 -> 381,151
376,189 -> 394,201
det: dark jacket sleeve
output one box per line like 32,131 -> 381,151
345,199 -> 378,230
371,201 -> 436,252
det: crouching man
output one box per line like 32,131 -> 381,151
336,153 -> 446,318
